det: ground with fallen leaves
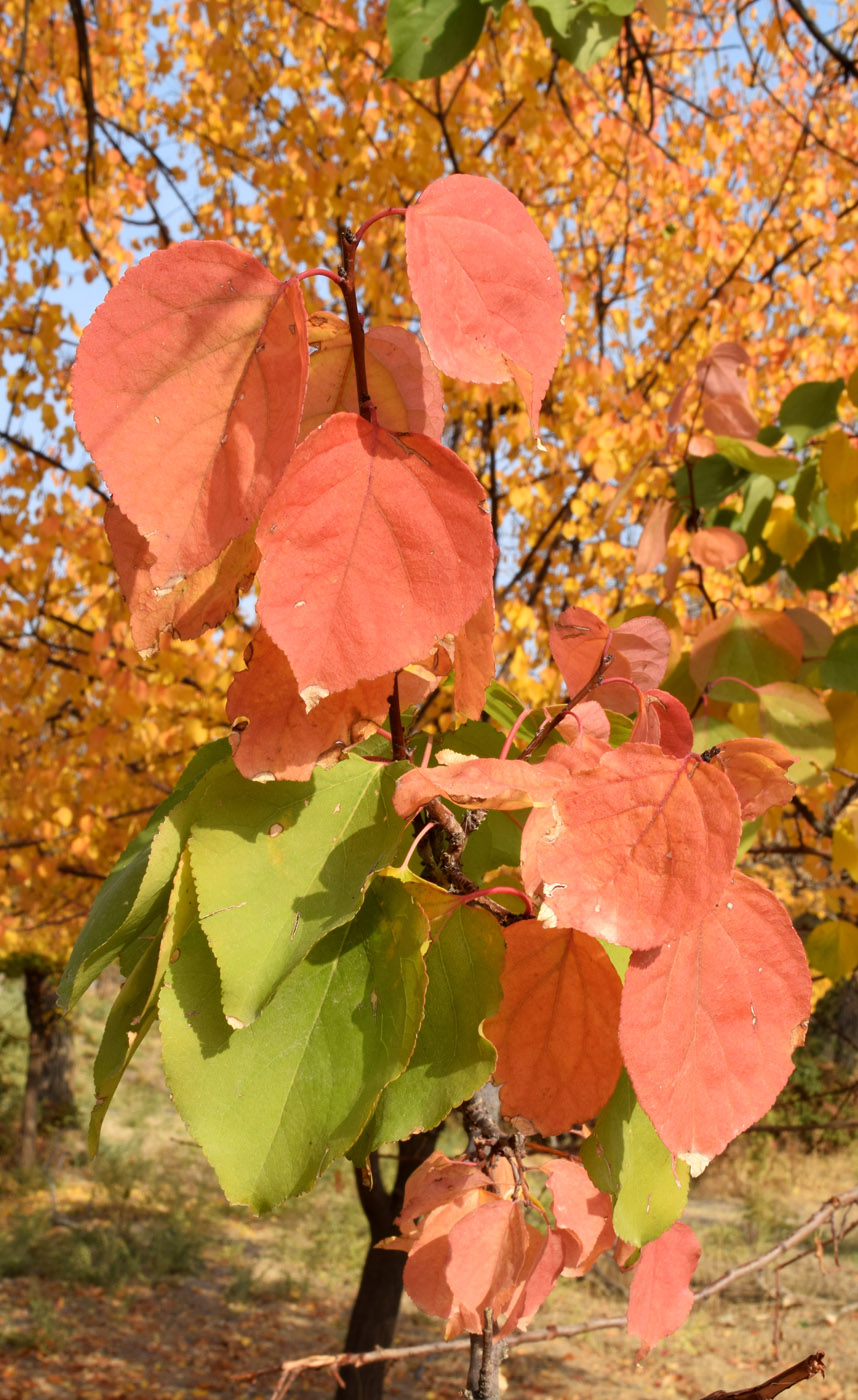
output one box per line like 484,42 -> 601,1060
1,977 -> 856,1400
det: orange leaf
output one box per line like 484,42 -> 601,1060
522,746 -> 741,949
620,872 -> 811,1161
300,324 -> 444,440
549,606 -> 610,697
485,922 -> 622,1133
255,414 -> 494,699
226,629 -> 394,781
708,737 -> 795,819
453,592 -> 497,720
105,503 -> 259,657
497,1227 -> 566,1337
396,1151 -> 492,1236
444,1198 -> 529,1335
627,1221 -> 701,1358
689,527 -> 748,569
635,499 -> 674,573
393,755 -> 565,822
73,243 -> 309,587
405,174 -> 566,430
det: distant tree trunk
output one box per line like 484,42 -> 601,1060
338,1131 -> 439,1400
19,966 -> 75,1170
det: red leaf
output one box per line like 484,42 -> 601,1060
105,503 -> 259,657
485,922 -> 622,1134
545,1159 -> 615,1274
444,1198 -> 529,1335
521,746 -> 741,949
619,871 -> 811,1162
696,341 -> 751,396
549,607 -> 610,697
627,1221 -> 701,1357
702,393 -> 761,439
453,592 -> 497,720
629,689 -> 694,758
709,737 -> 796,819
401,1195 -> 488,1327
255,414 -> 494,699
226,629 -> 394,782
689,527 -> 748,569
73,242 -> 309,587
405,174 -> 565,430
556,700 -> 611,745
497,1227 -> 566,1337
393,755 -> 565,822
300,323 -> 445,440
598,617 -> 671,713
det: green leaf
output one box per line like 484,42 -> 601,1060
673,455 -> 746,512
386,0 -> 487,80
160,876 -> 428,1210
349,882 -> 504,1161
733,475 -> 774,549
787,536 -> 843,592
607,711 -> 633,747
580,1071 -> 689,1247
188,756 -> 407,1027
58,740 -> 231,1009
530,1 -> 623,69
757,424 -> 784,448
792,462 -> 818,523
692,715 -> 747,750
88,940 -> 160,1154
759,682 -> 835,786
805,920 -> 858,982
778,379 -> 844,448
821,625 -> 858,691
738,815 -> 762,859
88,849 -> 198,1152
714,436 -> 799,482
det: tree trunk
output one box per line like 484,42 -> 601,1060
337,1131 -> 439,1400
19,966 -> 75,1170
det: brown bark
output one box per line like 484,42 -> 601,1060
19,966 -> 75,1169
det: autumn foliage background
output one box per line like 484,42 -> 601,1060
2,0 -> 858,1385
1,0 -> 858,965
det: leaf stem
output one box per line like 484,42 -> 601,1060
354,206 -> 406,247
388,673 -> 407,761
338,228 -> 373,421
292,266 -> 344,288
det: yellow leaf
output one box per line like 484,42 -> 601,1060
819,429 -> 858,536
832,801 -> 858,880
828,691 -> 858,773
762,501 -> 810,565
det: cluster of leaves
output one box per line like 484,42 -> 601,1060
633,342 -> 858,996
4,0 -> 858,980
60,175 -> 822,1355
385,0 -> 663,80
